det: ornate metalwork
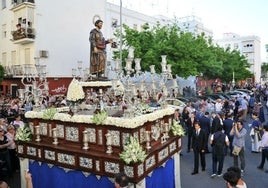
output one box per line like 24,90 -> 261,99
137,163 -> 144,177
17,145 -> 24,154
27,146 -> 36,156
85,128 -> 96,143
79,157 -> 93,169
44,150 -> 56,161
124,166 -> 134,178
39,122 -> 48,135
151,124 -> 161,141
145,156 -> 155,170
66,126 -> 79,142
107,130 -> 120,146
158,147 -> 169,162
56,124 -> 65,138
122,133 -> 130,145
140,128 -> 146,143
104,161 -> 120,174
57,153 -> 75,166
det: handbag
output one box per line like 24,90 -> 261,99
232,145 -> 242,156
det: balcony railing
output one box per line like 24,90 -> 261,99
12,27 -> 35,44
13,0 -> 35,5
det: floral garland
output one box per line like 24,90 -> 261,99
119,136 -> 147,164
14,124 -> 33,142
25,107 -> 175,129
170,119 -> 185,136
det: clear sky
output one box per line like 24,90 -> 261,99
108,0 -> 268,61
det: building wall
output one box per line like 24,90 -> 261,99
34,0 -> 107,77
177,15 -> 213,38
215,33 -> 261,82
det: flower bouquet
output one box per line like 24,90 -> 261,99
66,78 -> 85,114
66,78 -> 85,104
119,136 -> 147,164
14,124 -> 33,142
170,119 -> 185,136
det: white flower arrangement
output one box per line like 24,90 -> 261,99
170,119 -> 185,136
66,78 -> 85,103
25,107 -> 174,129
14,124 -> 32,142
119,136 -> 147,164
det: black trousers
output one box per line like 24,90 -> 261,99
259,148 -> 268,168
193,149 -> 206,172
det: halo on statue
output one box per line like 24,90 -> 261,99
92,15 -> 101,25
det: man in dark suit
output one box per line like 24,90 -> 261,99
211,112 -> 222,134
223,111 -> 234,155
191,121 -> 206,175
199,111 -> 211,153
186,112 -> 197,152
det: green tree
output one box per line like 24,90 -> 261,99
0,65 -> 5,83
113,22 -> 252,82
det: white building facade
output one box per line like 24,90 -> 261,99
177,15 -> 213,38
0,0 -> 162,96
215,33 -> 261,83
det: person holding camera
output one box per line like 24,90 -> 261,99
230,121 -> 247,176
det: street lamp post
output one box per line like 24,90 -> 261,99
119,0 -> 122,63
232,71 -> 235,90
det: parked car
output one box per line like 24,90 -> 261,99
235,89 -> 254,96
225,91 -> 248,99
205,94 -> 226,101
176,97 -> 191,104
214,92 -> 232,100
164,98 -> 187,112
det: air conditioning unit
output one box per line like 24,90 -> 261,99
39,50 -> 48,58
27,28 -> 33,34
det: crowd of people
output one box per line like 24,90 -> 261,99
175,83 -> 268,187
1,81 -> 268,187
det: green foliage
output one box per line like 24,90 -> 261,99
92,110 -> 108,125
0,65 -> 5,83
43,107 -> 58,120
261,63 -> 268,76
113,22 -> 252,82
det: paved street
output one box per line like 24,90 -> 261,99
180,110 -> 268,188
